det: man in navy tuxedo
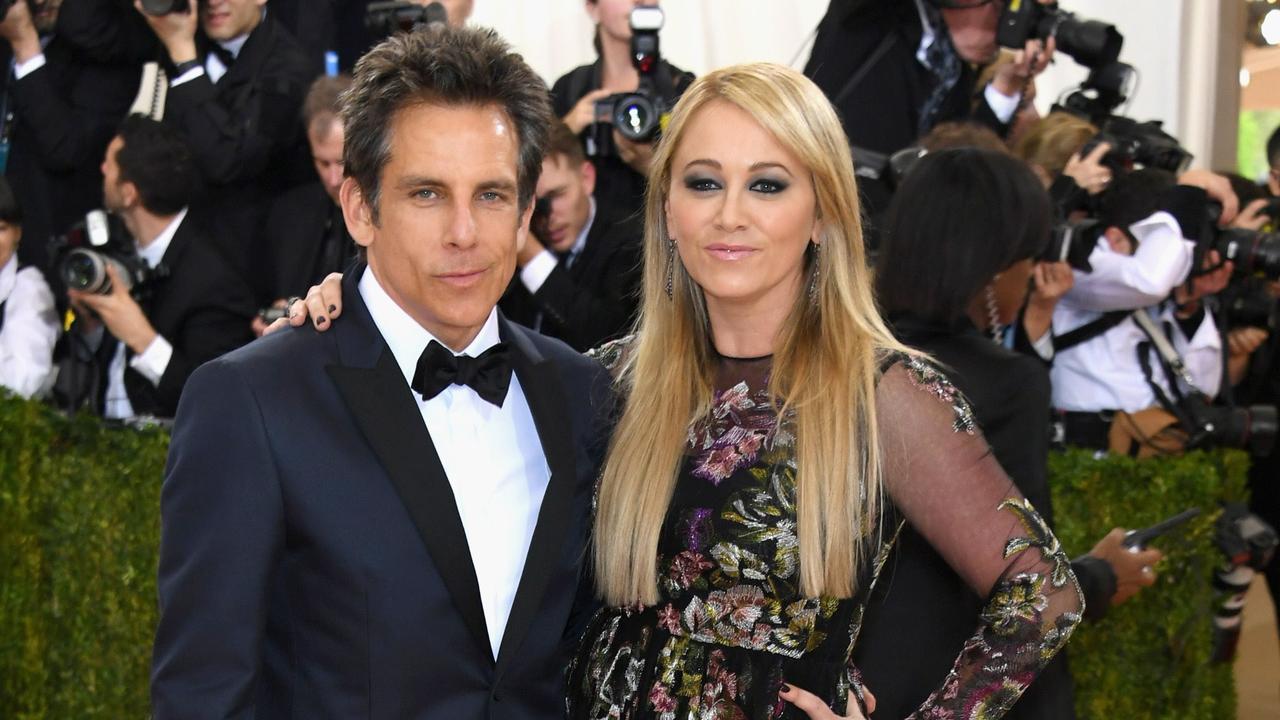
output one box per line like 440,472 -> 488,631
152,25 -> 612,719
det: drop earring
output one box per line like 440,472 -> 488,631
665,236 -> 676,300
984,284 -> 1003,342
807,242 -> 821,305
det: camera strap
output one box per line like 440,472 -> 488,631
1132,309 -> 1199,391
1053,310 -> 1130,353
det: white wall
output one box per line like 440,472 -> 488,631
468,0 -> 832,86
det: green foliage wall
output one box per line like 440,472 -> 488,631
0,394 -> 168,718
0,394 -> 1248,718
1050,449 -> 1249,720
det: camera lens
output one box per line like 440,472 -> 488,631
61,249 -> 105,293
613,94 -> 657,142
139,0 -> 189,16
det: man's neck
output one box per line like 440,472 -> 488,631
124,209 -> 180,250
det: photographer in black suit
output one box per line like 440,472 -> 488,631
253,73 -> 355,336
0,0 -> 143,274
136,0 -> 315,300
502,120 -> 642,352
63,116 -> 253,420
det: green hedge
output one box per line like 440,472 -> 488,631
0,393 -> 168,718
0,394 -> 1248,718
1050,448 -> 1249,720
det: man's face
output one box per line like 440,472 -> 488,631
535,154 -> 594,253
308,119 -> 345,206
941,0 -> 1002,64
100,136 -> 128,213
342,102 -> 530,350
201,0 -> 266,42
30,0 -> 62,33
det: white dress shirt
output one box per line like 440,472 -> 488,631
0,256 -> 59,398
1051,212 -> 1221,412
103,209 -> 186,420
170,29 -> 253,87
359,266 -> 551,659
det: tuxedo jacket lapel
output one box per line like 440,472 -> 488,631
327,270 -> 492,662
494,317 -> 578,679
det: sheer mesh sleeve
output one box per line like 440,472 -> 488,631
875,355 -> 1084,719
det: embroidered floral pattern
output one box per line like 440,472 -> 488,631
899,353 -> 978,435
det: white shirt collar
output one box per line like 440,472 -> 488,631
137,207 -> 188,268
0,254 -> 16,303
217,33 -> 250,59
913,0 -> 938,67
566,197 -> 596,263
358,265 -> 502,388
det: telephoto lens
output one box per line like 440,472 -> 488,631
59,248 -> 136,295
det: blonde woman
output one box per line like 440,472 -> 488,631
285,63 -> 1083,720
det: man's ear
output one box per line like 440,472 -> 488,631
580,160 -> 597,197
515,196 -> 535,254
341,177 -> 375,250
120,181 -> 140,211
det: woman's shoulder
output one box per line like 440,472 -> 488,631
585,334 -> 636,377
876,349 -> 978,436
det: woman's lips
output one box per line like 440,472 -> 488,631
704,244 -> 758,261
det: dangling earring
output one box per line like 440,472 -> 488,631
984,284 -> 1003,342
807,242 -> 821,305
665,236 -> 676,300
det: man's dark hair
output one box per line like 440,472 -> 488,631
1098,168 -> 1175,232
1268,124 -> 1280,170
546,119 -> 586,166
115,115 -> 197,217
876,148 -> 1052,328
343,25 -> 552,218
0,176 -> 22,225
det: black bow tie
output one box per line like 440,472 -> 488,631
411,340 -> 512,407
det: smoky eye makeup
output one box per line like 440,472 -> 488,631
750,177 -> 790,193
683,176 -> 722,192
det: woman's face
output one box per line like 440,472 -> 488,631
665,100 -> 820,313
0,220 -> 20,269
589,0 -> 659,43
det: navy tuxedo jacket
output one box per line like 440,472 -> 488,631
152,267 -> 612,719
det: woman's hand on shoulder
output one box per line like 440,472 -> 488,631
262,273 -> 345,336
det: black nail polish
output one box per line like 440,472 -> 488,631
780,684 -> 791,693
317,316 -> 327,326
328,304 -> 336,313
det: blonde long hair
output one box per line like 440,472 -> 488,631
593,63 -> 910,605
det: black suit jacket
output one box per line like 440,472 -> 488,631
855,318 -> 1077,720
501,208 -> 643,352
153,267 -> 613,719
164,15 -> 316,300
85,215 -> 255,418
3,17 -> 141,273
263,181 -> 354,302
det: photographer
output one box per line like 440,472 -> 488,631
254,74 -> 354,336
501,120 -> 642,352
0,176 -> 58,398
0,0 -> 144,274
1051,168 -> 1239,453
63,116 -> 252,420
136,0 -> 315,300
804,0 -> 1056,157
551,0 -> 693,223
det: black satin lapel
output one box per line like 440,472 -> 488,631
327,349 -> 493,662
494,332 -> 578,677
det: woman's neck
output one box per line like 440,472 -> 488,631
704,281 -> 801,359
599,35 -> 640,91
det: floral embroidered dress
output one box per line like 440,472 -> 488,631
567,341 -> 1084,720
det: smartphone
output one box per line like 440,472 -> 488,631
1123,508 -> 1201,550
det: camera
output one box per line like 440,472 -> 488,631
1180,393 -> 1278,458
1076,117 -> 1194,175
1199,203 -> 1280,282
49,210 -> 156,297
1039,217 -> 1104,272
365,0 -> 448,37
1221,276 -> 1278,330
591,6 -> 678,152
138,0 -> 189,15
530,195 -> 552,246
1210,502 -> 1277,663
998,1 -> 1123,70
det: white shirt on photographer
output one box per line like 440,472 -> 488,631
0,256 -> 59,398
1050,211 -> 1223,413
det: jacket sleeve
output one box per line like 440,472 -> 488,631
151,358 -> 284,719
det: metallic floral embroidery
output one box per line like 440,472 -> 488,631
898,353 -> 978,435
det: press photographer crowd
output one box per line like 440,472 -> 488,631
2,0 -> 1280,717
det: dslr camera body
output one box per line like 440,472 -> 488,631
138,0 -> 189,16
365,0 -> 448,37
591,6 -> 679,156
49,210 -> 159,298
